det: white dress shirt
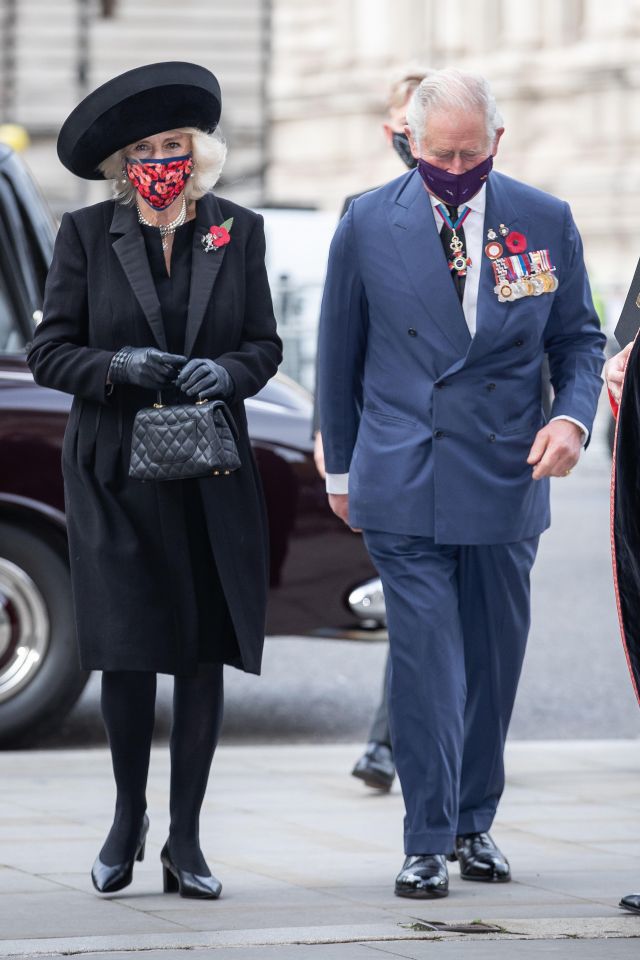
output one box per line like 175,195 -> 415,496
325,183 -> 586,495
429,186 -> 485,337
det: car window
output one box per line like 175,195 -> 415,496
0,264 -> 25,352
11,191 -> 50,297
0,169 -> 43,350
0,158 -> 55,297
0,194 -> 30,353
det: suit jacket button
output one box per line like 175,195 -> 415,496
435,381 -> 446,389
488,382 -> 496,391
434,430 -> 445,439
489,433 -> 496,442
514,339 -> 524,347
408,328 -> 417,337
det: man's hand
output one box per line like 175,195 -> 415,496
527,420 -> 583,480
328,493 -> 349,524
328,493 -> 361,532
605,342 -> 634,404
313,432 -> 326,479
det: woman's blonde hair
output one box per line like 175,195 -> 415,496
98,127 -> 227,204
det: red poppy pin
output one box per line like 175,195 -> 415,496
202,217 -> 234,253
505,230 -> 527,254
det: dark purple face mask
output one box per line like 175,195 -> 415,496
416,154 -> 493,206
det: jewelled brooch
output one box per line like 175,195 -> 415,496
202,217 -> 234,253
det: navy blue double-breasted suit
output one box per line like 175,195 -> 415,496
318,169 -> 605,854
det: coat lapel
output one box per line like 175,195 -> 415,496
386,171 -> 471,357
467,173 -> 530,363
110,202 -> 167,351
184,193 -> 228,357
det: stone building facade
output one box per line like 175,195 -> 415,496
267,0 -> 640,308
2,0 -> 269,210
3,0 -> 639,313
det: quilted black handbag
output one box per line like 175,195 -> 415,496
129,393 -> 241,481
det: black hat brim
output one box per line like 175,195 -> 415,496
57,61 -> 221,180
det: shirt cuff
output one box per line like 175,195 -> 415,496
550,415 -> 589,447
326,473 -> 349,494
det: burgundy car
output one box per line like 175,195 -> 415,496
0,146 -> 384,745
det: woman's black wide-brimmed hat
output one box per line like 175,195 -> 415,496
57,61 -> 222,180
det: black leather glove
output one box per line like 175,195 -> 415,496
175,358 -> 234,400
108,346 -> 186,389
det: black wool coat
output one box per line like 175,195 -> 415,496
611,337 -> 640,708
28,193 -> 282,676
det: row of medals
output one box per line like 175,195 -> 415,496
485,224 -> 558,303
447,223 -> 558,302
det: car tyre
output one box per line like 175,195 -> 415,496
0,522 -> 87,746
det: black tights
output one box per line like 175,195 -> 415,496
100,663 -> 224,874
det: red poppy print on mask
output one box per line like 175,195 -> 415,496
125,153 -> 194,210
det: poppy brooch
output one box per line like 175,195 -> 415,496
505,231 -> 527,254
202,217 -> 234,253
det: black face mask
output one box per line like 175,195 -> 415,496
392,131 -> 417,170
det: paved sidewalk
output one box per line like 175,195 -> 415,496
1,741 -> 639,958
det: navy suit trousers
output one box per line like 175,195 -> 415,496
363,530 -> 539,855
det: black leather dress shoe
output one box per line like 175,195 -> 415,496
620,892 -> 640,914
351,742 -> 395,791
160,842 -> 222,899
91,814 -> 149,894
449,831 -> 511,882
394,854 -> 449,899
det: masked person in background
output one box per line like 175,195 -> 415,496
314,66 -> 430,794
318,69 -> 605,899
28,62 -> 281,899
339,65 -> 428,215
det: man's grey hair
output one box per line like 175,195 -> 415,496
99,127 -> 227,205
406,69 -> 503,147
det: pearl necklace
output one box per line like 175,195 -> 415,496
137,195 -> 187,250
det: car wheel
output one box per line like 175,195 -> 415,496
0,522 -> 87,746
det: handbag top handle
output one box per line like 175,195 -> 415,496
151,390 -> 240,442
154,389 -> 207,409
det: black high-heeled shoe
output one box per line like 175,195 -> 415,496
160,841 -> 222,899
91,813 -> 149,894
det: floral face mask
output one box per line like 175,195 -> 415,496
125,153 -> 194,210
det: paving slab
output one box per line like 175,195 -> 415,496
2,917 -> 640,958
0,741 -> 639,957
15,944 -> 640,960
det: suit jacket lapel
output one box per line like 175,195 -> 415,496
386,171 -> 471,357
468,174 -> 530,361
110,202 -> 167,351
184,193 -> 228,357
